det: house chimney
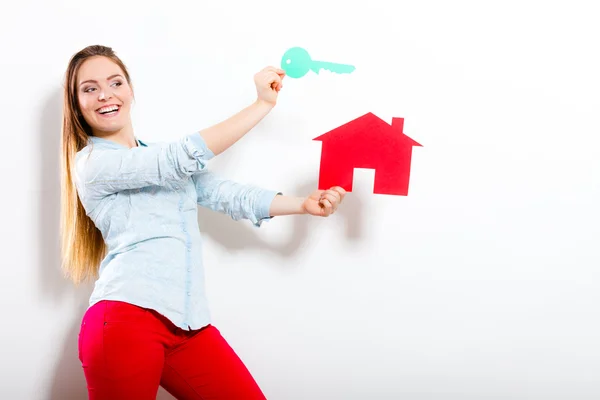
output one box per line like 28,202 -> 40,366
392,117 -> 404,133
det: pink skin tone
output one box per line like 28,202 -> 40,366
77,56 -> 137,148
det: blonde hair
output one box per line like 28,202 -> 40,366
60,45 -> 133,284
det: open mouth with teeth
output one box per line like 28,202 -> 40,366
96,105 -> 121,117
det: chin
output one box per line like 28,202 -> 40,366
87,116 -> 129,135
95,125 -> 127,134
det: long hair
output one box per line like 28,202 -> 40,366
60,45 -> 133,284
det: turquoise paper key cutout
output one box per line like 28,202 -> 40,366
281,47 -> 356,79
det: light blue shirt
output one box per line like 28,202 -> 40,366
74,132 -> 279,330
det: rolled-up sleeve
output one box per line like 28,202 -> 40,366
75,133 -> 214,200
192,169 -> 280,227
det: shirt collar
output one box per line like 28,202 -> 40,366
88,135 -> 147,148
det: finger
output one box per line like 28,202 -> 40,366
265,69 -> 281,79
331,186 -> 347,201
327,189 -> 342,203
265,71 -> 279,83
258,69 -> 274,81
322,190 -> 341,206
329,189 -> 345,204
320,199 -> 333,216
264,66 -> 285,74
270,80 -> 280,91
267,66 -> 286,77
321,193 -> 339,210
266,72 -> 282,87
323,199 -> 333,215
320,189 -> 338,198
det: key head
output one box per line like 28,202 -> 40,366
281,47 -> 312,78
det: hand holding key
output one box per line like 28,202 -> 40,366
254,66 -> 286,106
281,47 -> 356,79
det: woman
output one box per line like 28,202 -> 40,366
60,44 -> 345,400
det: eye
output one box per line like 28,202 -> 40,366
111,81 -> 123,88
84,87 -> 96,93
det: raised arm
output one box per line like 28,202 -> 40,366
199,100 -> 273,156
199,67 -> 285,156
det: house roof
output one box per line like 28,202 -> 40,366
313,112 -> 422,147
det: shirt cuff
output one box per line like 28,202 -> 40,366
253,191 -> 282,227
185,132 -> 215,161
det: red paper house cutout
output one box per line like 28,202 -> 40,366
313,112 -> 422,196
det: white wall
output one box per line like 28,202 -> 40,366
2,0 -> 599,399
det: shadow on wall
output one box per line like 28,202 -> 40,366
39,87 -> 93,400
339,182 -> 364,241
48,284 -> 93,400
196,179 -> 365,255
38,87 -> 71,302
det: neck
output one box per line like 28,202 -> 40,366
92,123 -> 137,148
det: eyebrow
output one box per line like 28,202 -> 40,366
79,74 -> 124,87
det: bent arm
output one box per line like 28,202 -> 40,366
75,133 -> 213,200
198,100 -> 273,156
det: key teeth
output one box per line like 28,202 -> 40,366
310,64 -> 356,75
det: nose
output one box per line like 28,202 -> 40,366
98,87 -> 112,101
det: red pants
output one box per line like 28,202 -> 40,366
78,300 -> 267,399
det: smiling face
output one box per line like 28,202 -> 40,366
76,55 -> 134,137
